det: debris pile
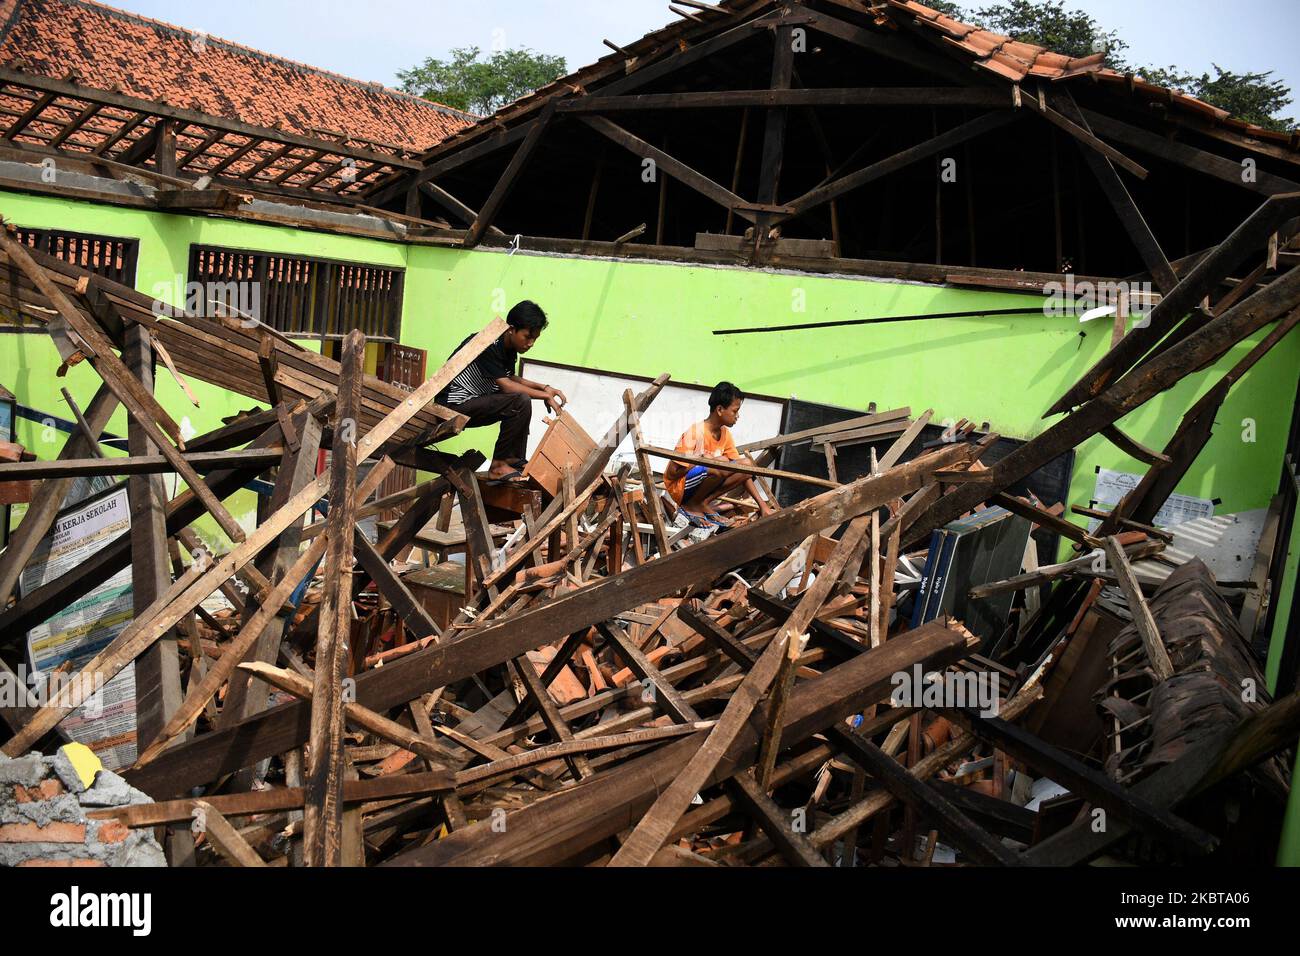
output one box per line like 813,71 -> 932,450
1,190 -> 1298,867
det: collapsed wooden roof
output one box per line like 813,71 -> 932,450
0,181 -> 1297,865
357,0 -> 1300,283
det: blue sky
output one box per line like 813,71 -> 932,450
111,0 -> 1298,121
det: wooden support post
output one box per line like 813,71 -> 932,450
193,801 -> 266,867
0,227 -> 246,542
624,389 -> 672,557
827,726 -> 1022,865
220,405 -> 324,730
598,621 -> 699,723
728,771 -> 829,867
304,329 -> 365,867
724,106 -> 750,236
122,323 -> 192,866
0,385 -> 117,607
154,120 -> 177,178
1101,535 -> 1175,680
122,328 -> 182,744
756,514 -> 873,789
752,23 -> 794,257
511,655 -> 592,781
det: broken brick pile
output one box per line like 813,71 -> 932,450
0,751 -> 165,867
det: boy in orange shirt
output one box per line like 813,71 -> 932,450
662,382 -> 773,527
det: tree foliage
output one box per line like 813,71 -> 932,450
397,46 -> 566,117
1142,64 -> 1294,131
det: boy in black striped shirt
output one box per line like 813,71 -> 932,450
437,300 -> 566,482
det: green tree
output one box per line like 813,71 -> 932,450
965,1 -> 1129,65
1143,64 -> 1293,131
397,46 -> 566,116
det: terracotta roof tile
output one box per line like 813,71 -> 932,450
0,0 -> 475,152
890,0 -> 1293,144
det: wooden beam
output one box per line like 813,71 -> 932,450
1081,109 -> 1300,196
1050,91 -> 1175,291
193,801 -> 266,867
240,662 -> 454,768
757,514 -> 873,788
0,385 -> 117,607
624,389 -> 672,557
0,226 -> 247,541
304,329 -> 364,867
727,770 -> 829,866
736,407 -> 909,454
752,22 -> 794,252
827,726 -> 1022,865
464,104 -> 554,248
122,325 -> 182,757
511,654 -> 593,780
124,442 -> 977,799
219,407 -> 324,731
1101,535 -> 1175,679
773,111 -> 1021,225
557,88 -> 1012,112
387,621 -> 972,866
131,525 -> 334,767
1048,192 -> 1300,414
0,69 -> 421,170
640,444 -> 838,488
1100,424 -> 1172,467
1021,89 -> 1147,179
992,492 -> 1098,548
609,627 -> 790,865
598,621 -> 700,723
580,115 -> 758,224
954,707 -> 1215,855
91,771 -> 454,827
0,448 -> 284,479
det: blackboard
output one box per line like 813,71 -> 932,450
774,398 -> 1075,557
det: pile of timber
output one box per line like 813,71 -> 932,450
2,189 -> 1300,866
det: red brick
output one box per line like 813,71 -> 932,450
96,821 -> 131,844
17,858 -> 105,867
12,779 -> 64,803
0,821 -> 87,843
36,779 -> 65,800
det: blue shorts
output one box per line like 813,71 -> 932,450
681,465 -> 710,504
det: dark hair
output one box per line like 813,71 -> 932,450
709,381 -> 744,414
507,299 -> 549,333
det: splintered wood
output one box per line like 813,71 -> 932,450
4,202 -> 1299,868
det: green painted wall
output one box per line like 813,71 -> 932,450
402,243 -> 1300,531
2,186 -> 1298,568
7,185 -> 1300,548
3,185 -> 1300,859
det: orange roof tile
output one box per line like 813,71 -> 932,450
889,0 -> 1294,144
0,0 -> 475,152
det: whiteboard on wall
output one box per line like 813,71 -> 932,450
520,360 -> 787,470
